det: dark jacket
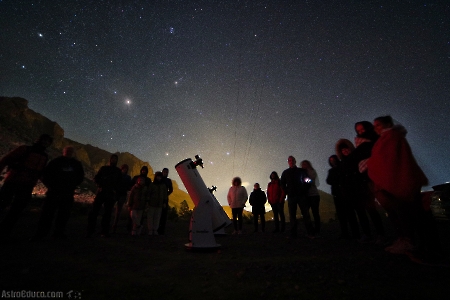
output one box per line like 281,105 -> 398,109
163,176 -> 173,197
326,166 -> 342,197
94,165 -> 122,193
42,156 -> 84,193
335,139 -> 363,195
0,143 -> 49,186
352,140 -> 375,182
131,175 -> 151,188
339,154 -> 364,197
117,173 -> 132,196
280,167 -> 311,198
249,188 -> 267,214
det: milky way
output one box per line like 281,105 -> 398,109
1,1 -> 449,205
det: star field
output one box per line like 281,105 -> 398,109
1,1 -> 449,205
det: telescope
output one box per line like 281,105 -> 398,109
175,155 -> 231,250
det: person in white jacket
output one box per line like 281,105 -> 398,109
227,177 -> 248,234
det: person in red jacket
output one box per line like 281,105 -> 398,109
267,171 -> 285,233
368,115 -> 434,260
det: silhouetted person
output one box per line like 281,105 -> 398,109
300,160 -> 321,236
336,139 -> 372,241
0,134 -> 53,238
368,116 -> 440,263
131,166 -> 152,187
147,171 -> 167,236
249,183 -> 267,233
267,171 -> 286,233
127,166 -> 151,232
326,155 -> 351,239
280,156 -> 313,238
33,146 -> 84,240
158,167 -> 173,235
353,121 -> 385,242
227,177 -> 248,234
112,164 -> 132,233
128,177 -> 148,236
87,154 -> 122,237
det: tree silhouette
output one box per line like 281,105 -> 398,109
179,200 -> 192,221
167,205 -> 179,221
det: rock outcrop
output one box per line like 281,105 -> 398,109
0,96 -> 193,210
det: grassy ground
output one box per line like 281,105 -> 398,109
1,198 -> 449,300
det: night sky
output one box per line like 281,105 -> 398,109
1,0 -> 449,205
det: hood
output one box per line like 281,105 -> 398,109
328,154 -> 340,167
335,138 -> 355,160
392,124 -> 408,137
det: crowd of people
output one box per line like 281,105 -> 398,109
0,115 -> 444,264
226,115 -> 443,265
227,155 -> 321,238
0,135 -> 173,240
325,116 -> 442,264
86,158 -> 173,238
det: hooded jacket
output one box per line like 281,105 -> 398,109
227,185 -> 248,208
249,188 -> 267,214
368,125 -> 428,200
280,167 -> 311,198
353,121 -> 379,174
326,155 -> 342,197
335,139 -> 363,193
42,156 -> 84,193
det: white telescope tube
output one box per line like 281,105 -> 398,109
175,158 -> 230,232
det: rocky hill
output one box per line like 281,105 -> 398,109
0,96 -> 193,211
0,96 -> 337,221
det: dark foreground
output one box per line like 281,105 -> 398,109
1,198 -> 449,300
